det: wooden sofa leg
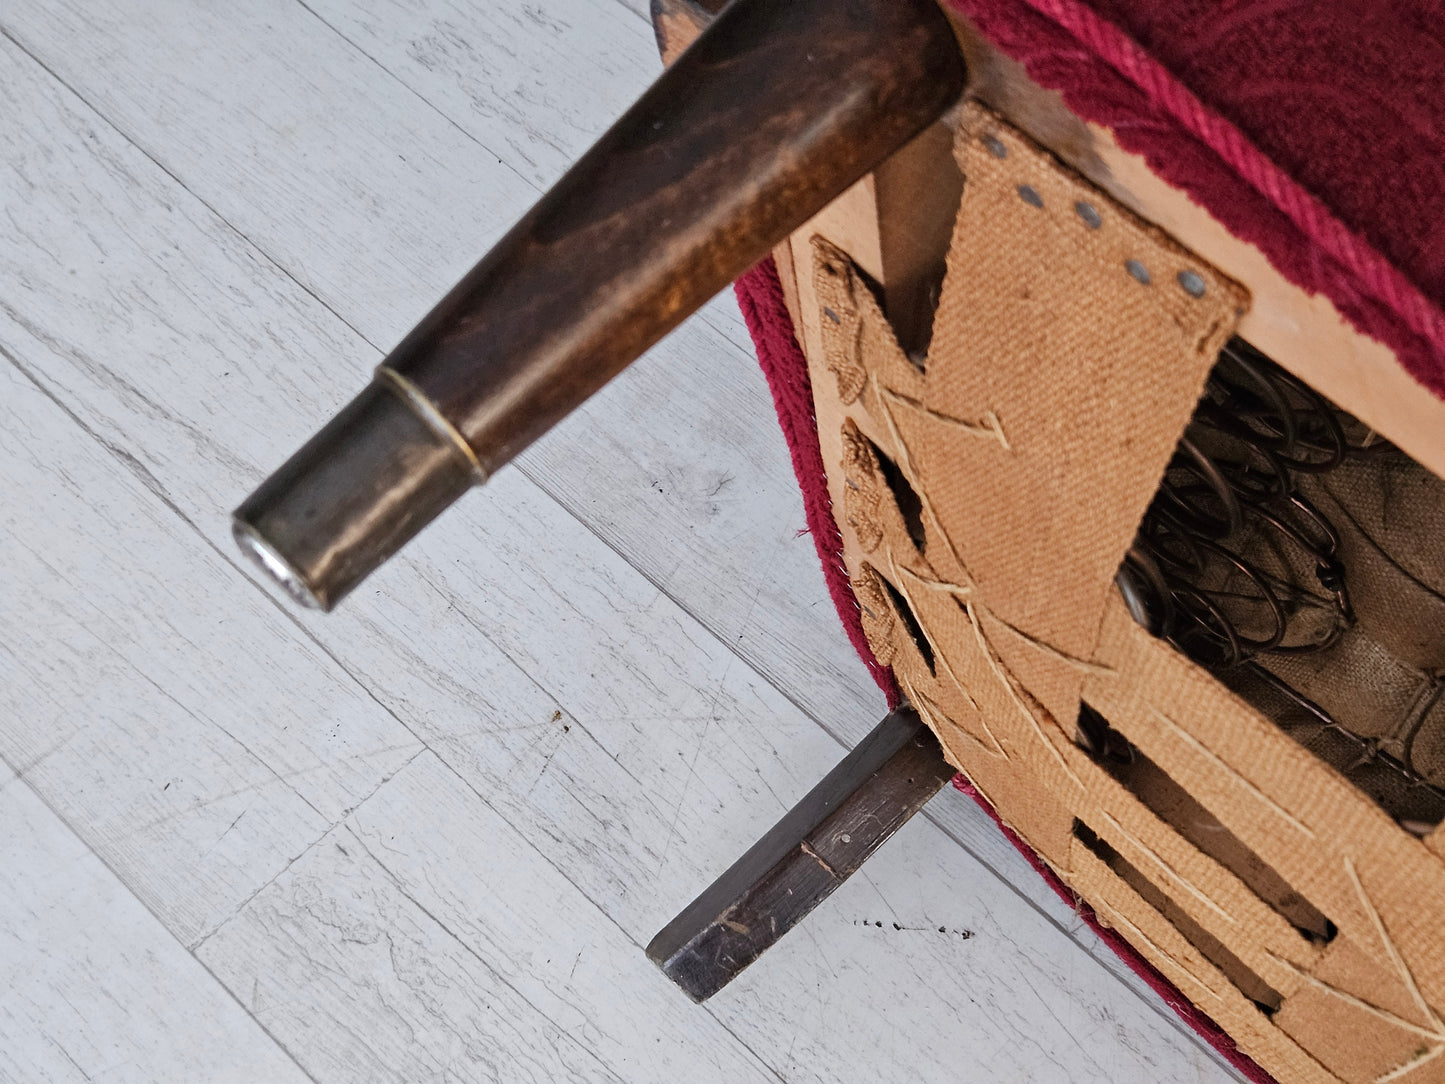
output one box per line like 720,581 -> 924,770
646,707 -> 955,1000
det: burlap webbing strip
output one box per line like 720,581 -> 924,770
1274,938 -> 1445,1082
808,101 -> 1445,1083
872,530 -> 1326,996
1086,601 -> 1445,1078
1064,741 -> 1322,985
1070,839 -> 1339,1084
817,97 -> 1248,864
923,106 -> 1242,726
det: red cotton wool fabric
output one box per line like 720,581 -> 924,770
945,0 -> 1445,398
733,6 -> 1443,1078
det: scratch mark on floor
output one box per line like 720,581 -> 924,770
656,657 -> 732,873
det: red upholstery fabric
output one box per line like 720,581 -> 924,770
1084,0 -> 1445,311
945,0 -> 1445,398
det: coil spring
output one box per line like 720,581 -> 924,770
1115,338 -> 1367,663
1108,339 -> 1444,830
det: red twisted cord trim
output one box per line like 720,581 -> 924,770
948,0 -> 1445,398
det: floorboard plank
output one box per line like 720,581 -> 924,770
3,0 -> 885,739
0,352 -> 427,945
0,6 -> 1242,1080
0,759 -> 312,1084
198,752 -> 777,1084
8,0 -> 1100,972
267,0 -> 893,740
0,0 -> 1245,1056
2,315 -> 1229,1080
201,751 -> 1229,1084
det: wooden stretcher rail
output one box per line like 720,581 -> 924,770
647,709 -> 955,1001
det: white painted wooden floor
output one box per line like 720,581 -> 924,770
0,1 -> 1246,1081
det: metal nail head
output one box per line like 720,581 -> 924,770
1178,270 -> 1207,298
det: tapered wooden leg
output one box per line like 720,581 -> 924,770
646,708 -> 954,1000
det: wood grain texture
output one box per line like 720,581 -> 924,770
0,0 -> 1166,1030
0,760 -> 310,1084
382,0 -> 962,468
0,1 -> 1242,1080
199,752 -> 775,1084
0,353 -> 421,947
648,709 -> 957,1001
252,5 -> 1227,1013
652,0 -> 727,65
234,0 -> 964,609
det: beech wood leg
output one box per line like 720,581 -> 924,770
646,708 -> 955,1000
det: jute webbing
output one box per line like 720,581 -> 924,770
808,102 -> 1445,1084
